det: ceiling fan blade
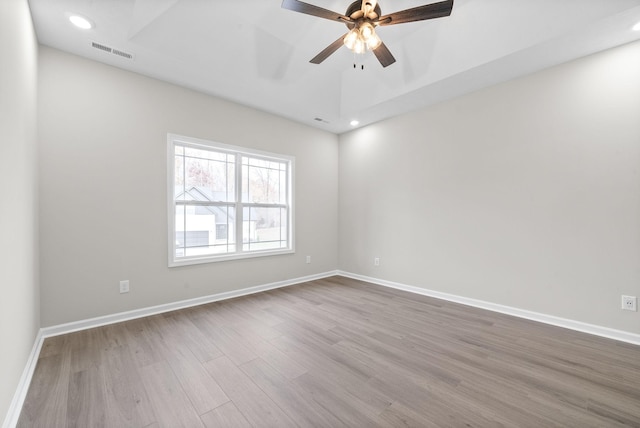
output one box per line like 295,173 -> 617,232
310,33 -> 348,64
282,0 -> 351,23
377,0 -> 453,26
372,41 -> 396,67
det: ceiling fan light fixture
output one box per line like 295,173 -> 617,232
360,22 -> 375,39
344,22 -> 380,53
344,29 -> 359,50
365,32 -> 382,50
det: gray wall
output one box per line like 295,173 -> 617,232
38,47 -> 339,326
339,40 -> 640,334
0,0 -> 40,422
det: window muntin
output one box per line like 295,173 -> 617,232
168,134 -> 293,266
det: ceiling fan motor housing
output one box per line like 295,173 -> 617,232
345,0 -> 382,29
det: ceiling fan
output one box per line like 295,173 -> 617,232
281,0 -> 454,67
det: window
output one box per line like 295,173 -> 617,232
168,134 -> 294,266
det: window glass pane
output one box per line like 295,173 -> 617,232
175,205 -> 186,257
242,206 -> 288,251
174,154 -> 187,201
242,156 -> 286,204
280,169 -> 287,201
175,204 -> 236,257
184,146 -> 228,161
183,150 -> 235,203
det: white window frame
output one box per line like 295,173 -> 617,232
167,133 -> 294,267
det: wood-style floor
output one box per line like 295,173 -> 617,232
18,276 -> 640,427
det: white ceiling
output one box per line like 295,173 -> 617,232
28,0 -> 640,134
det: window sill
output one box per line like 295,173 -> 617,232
168,248 -> 295,267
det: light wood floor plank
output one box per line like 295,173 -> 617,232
101,344 -> 156,428
229,323 -> 307,380
292,371 -> 384,427
200,402 -> 252,428
203,356 -> 297,427
160,343 -> 229,415
138,361 -> 204,428
17,353 -> 70,428
239,357 -> 348,427
190,314 -> 258,366
122,318 -> 166,369
66,367 -> 106,427
157,312 -> 224,364
18,276 -> 640,427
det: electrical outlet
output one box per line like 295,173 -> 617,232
621,295 -> 637,311
306,255 -> 311,264
374,257 -> 380,266
119,280 -> 130,294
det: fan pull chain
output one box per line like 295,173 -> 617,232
352,53 -> 365,70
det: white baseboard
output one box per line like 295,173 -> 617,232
42,270 -> 340,338
2,329 -> 45,428
338,270 -> 640,346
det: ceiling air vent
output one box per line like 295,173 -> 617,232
91,41 -> 134,60
112,49 -> 133,60
91,41 -> 111,52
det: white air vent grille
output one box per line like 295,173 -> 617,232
112,49 -> 133,59
91,42 -> 111,52
91,41 -> 134,60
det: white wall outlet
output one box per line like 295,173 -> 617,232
374,257 -> 380,266
119,280 -> 130,294
306,255 -> 311,264
621,295 -> 637,311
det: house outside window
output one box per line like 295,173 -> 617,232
168,133 -> 294,266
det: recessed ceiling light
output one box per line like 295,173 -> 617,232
350,120 -> 360,126
69,15 -> 93,30
633,22 -> 640,32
